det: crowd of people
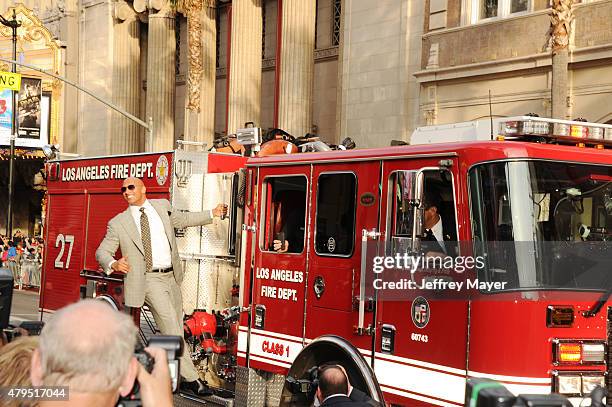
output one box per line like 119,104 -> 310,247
1,230 -> 43,289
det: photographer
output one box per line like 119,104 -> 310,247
30,300 -> 173,407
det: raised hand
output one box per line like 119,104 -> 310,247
212,203 -> 229,219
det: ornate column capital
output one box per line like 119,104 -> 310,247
178,0 -> 217,112
133,0 -> 175,17
176,0 -> 217,15
114,1 -> 138,22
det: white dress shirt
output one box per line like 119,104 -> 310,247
109,200 -> 173,270
130,200 -> 173,269
430,217 -> 446,254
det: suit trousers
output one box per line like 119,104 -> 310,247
144,271 -> 200,382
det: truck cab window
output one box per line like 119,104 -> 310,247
262,176 -> 307,253
391,169 -> 457,246
315,173 -> 357,256
469,161 -> 612,291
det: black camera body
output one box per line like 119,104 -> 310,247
117,335 -> 183,407
0,267 -> 14,330
466,378 -> 574,407
3,320 -> 45,343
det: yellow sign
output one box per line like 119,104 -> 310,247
0,71 -> 21,91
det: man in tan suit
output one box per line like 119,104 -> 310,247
96,177 -> 227,396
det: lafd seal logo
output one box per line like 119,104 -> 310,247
327,237 -> 336,253
155,155 -> 169,186
411,296 -> 430,329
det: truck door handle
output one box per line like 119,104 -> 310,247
313,276 -> 325,299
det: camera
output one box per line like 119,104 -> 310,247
0,267 -> 14,331
466,378 -> 575,407
117,335 -> 183,407
3,320 -> 45,343
286,366 -> 320,399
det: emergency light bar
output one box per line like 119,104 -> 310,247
499,116 -> 612,147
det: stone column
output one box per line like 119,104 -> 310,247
111,1 -> 141,154
181,0 -> 217,146
277,0 -> 316,138
227,0 -> 262,135
144,0 -> 176,151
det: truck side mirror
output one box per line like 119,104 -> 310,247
397,170 -> 423,205
414,206 -> 424,238
395,170 -> 425,244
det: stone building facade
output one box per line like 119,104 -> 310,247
0,0 -> 347,157
419,0 -> 612,126
1,0 -> 611,160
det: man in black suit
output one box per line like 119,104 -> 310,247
316,366 -> 370,407
422,188 -> 457,257
334,364 -> 378,406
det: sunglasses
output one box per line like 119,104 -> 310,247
120,184 -> 136,193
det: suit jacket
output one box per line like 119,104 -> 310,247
321,395 -> 370,407
95,199 -> 213,307
349,388 -> 379,406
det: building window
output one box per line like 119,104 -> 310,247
510,0 -> 529,13
481,0 -> 498,18
332,0 -> 341,46
467,0 -> 530,23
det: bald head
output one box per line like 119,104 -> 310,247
123,177 -> 144,187
122,177 -> 147,206
318,366 -> 348,400
35,300 -> 137,392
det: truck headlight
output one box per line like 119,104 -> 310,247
554,373 -> 605,396
582,375 -> 606,394
556,375 -> 581,395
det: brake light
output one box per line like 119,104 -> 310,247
554,340 -> 606,365
558,343 -> 581,363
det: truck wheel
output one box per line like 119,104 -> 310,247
279,335 -> 383,407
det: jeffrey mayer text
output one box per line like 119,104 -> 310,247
372,278 -> 507,291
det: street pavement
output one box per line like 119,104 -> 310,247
9,288 -> 41,324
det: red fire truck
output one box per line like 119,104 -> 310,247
41,117 -> 612,407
